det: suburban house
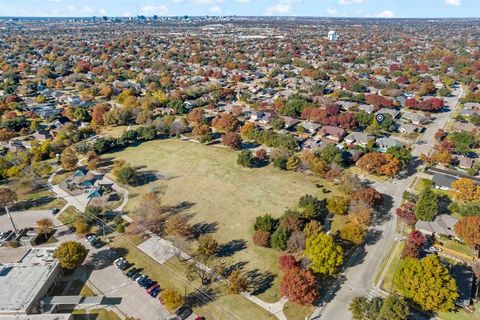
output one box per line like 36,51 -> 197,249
402,111 -> 428,125
453,155 -> 475,170
376,137 -> 403,151
344,132 -> 375,147
317,126 -> 346,142
300,121 -> 322,134
377,108 -> 400,119
398,123 -> 422,134
452,122 -> 477,133
432,172 -> 458,190
415,214 -> 459,240
357,104 -> 376,114
282,116 -> 300,129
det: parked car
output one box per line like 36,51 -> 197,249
50,208 -> 60,215
175,306 -> 193,320
149,286 -> 161,298
85,233 -> 96,241
126,268 -> 139,278
195,317 -> 205,320
147,284 -> 160,294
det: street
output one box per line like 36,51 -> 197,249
311,86 -> 464,320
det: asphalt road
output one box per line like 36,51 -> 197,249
311,87 -> 464,320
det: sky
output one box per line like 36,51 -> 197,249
0,0 -> 478,18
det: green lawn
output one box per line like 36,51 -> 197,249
380,242 -> 405,293
374,240 -> 398,287
284,301 -> 315,320
110,234 -> 273,320
437,239 -> 474,257
438,302 -> 480,320
105,138 -> 344,303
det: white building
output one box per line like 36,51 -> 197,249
328,30 -> 338,41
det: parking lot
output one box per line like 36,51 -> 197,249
87,264 -> 173,320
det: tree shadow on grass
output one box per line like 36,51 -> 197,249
185,286 -> 219,308
246,268 -> 275,295
222,261 -> 249,277
163,201 -> 195,215
192,222 -> 218,238
14,196 -> 58,210
216,239 -> 247,258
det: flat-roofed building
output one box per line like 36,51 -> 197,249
0,247 -> 61,315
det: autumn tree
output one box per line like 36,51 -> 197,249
186,108 -> 205,125
60,147 -> 78,171
165,215 -> 192,239
36,218 -> 53,240
303,220 -> 324,239
395,255 -> 458,312
212,113 -> 239,133
287,231 -> 306,253
280,267 -> 318,306
278,254 -> 298,272
0,187 -> 17,208
349,297 -> 383,320
86,151 -> 101,170
395,203 -> 417,225
91,104 -> 109,126
327,196 -> 350,215
348,201 -> 373,226
227,269 -> 248,294
54,241 -> 88,270
339,224 -> 366,246
252,230 -> 271,247
450,178 -> 480,202
305,233 -> 343,275
160,287 -> 184,311
197,234 -> 218,257
401,230 -> 425,259
135,192 -> 162,232
352,187 -> 383,207
221,132 -> 242,149
454,216 -> 480,247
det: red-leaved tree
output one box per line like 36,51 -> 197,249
280,267 -> 318,306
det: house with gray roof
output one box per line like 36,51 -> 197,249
377,108 -> 400,119
432,172 -> 458,190
415,214 -> 459,239
344,132 -> 375,147
376,137 -> 403,151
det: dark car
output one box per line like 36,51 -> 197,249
126,268 -> 138,277
150,286 -> 161,298
50,208 -> 60,215
175,306 -> 193,320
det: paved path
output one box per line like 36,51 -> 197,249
311,87 -> 465,320
241,293 -> 288,320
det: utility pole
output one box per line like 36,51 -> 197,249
5,206 -> 17,233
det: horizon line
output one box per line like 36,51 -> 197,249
2,15 -> 480,19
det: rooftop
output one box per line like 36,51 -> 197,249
0,248 -> 59,315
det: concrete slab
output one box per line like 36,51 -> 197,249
137,237 -> 178,264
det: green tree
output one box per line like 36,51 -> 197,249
254,214 -> 278,233
378,295 -> 410,320
414,187 -> 438,221
237,150 -> 254,168
271,227 -> 290,250
319,145 -> 343,166
54,241 -> 88,270
395,255 -> 458,312
305,233 -> 343,275
349,297 -> 383,320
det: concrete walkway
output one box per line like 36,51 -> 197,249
241,293 -> 288,320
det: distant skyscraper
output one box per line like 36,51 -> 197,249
328,30 -> 338,41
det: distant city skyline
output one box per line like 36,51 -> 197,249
1,0 -> 479,18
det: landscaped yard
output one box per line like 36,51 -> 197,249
105,138 -> 344,310
380,242 -> 405,293
72,308 -> 122,320
437,238 -> 474,257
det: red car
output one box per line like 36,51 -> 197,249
195,317 -> 205,320
147,284 -> 160,294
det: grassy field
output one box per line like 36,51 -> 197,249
105,139 -> 343,299
438,302 -> 480,320
380,242 -> 405,293
110,233 -> 273,320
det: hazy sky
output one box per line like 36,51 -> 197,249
0,0 -> 478,18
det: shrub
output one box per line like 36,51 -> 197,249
254,214 -> 278,233
252,230 -> 271,247
271,227 -> 290,250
